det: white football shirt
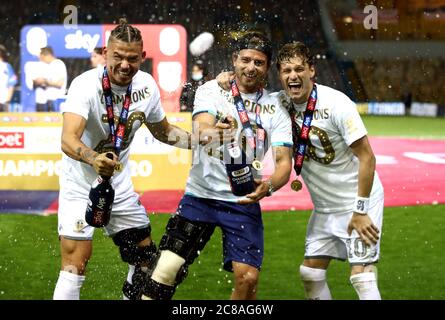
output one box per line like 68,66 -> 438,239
60,66 -> 166,204
274,84 -> 383,213
45,59 -> 67,101
186,79 -> 293,201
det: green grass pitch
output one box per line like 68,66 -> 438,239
0,115 -> 444,300
0,205 -> 444,300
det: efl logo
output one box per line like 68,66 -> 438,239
0,132 -> 25,149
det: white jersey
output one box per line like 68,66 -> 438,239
45,59 -> 67,101
30,61 -> 48,104
60,66 -> 166,204
274,84 -> 383,214
0,61 -> 17,104
186,79 -> 293,201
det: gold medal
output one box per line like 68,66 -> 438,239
252,159 -> 263,171
114,162 -> 123,172
291,179 -> 303,192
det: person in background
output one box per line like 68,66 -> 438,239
179,59 -> 211,112
33,46 -> 67,112
90,47 -> 106,69
0,45 -> 17,112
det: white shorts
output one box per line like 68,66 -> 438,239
57,191 -> 150,240
304,196 -> 384,265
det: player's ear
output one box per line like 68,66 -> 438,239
309,64 -> 315,79
141,50 -> 146,60
102,47 -> 108,62
232,53 -> 238,67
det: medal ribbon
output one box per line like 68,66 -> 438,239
102,66 -> 132,157
230,80 -> 265,160
290,84 -> 317,176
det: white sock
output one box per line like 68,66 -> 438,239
53,271 -> 85,300
123,265 -> 136,300
299,265 -> 332,300
350,272 -> 381,300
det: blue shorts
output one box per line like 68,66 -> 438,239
177,195 -> 263,272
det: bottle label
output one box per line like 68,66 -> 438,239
228,146 -> 241,159
231,166 -> 250,177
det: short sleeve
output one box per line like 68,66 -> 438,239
332,97 -> 367,146
55,60 -> 67,80
145,79 -> 166,124
270,104 -> 293,148
61,76 -> 91,120
192,81 -> 218,117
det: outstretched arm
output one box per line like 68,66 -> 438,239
145,116 -> 192,149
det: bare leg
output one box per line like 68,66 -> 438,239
53,237 -> 92,300
231,262 -> 259,300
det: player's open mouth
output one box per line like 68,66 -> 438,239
288,82 -> 302,93
118,71 -> 131,77
244,74 -> 256,80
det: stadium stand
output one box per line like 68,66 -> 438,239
0,0 -> 443,108
354,58 -> 445,105
0,0 -> 343,99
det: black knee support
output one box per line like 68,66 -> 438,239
140,215 -> 215,300
159,214 -> 215,265
122,265 -> 151,300
143,278 -> 176,300
112,226 -> 156,265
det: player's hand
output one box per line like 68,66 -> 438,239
347,213 -> 380,246
33,78 -> 47,87
216,71 -> 235,91
238,179 -> 269,204
92,152 -> 117,178
200,115 -> 236,145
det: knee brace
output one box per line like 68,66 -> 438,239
141,250 -> 186,300
159,214 -> 215,265
140,214 -> 215,300
112,226 -> 156,265
113,227 -> 158,300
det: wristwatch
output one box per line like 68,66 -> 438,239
266,179 -> 274,197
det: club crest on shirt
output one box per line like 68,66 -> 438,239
74,219 -> 87,233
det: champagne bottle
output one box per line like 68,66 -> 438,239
224,140 -> 255,196
85,153 -> 115,228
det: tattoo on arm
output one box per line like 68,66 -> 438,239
76,147 -> 98,165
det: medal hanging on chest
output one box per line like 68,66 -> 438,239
84,67 -> 133,228
231,80 -> 265,171
290,84 -> 317,192
222,80 -> 265,196
102,66 -> 133,171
